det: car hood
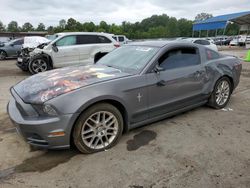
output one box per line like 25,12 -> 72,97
13,65 -> 131,104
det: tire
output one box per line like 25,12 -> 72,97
28,57 -> 50,74
0,50 -> 7,60
208,77 -> 232,109
73,103 -> 123,154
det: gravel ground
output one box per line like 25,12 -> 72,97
0,49 -> 249,188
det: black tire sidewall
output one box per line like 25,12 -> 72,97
209,77 -> 232,109
73,103 -> 124,154
0,50 -> 7,60
28,57 -> 49,74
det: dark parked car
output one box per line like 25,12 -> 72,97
214,37 -> 232,46
0,38 -> 24,60
7,41 -> 242,153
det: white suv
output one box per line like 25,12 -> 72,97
25,32 -> 119,74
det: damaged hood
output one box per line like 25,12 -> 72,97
13,65 -> 131,104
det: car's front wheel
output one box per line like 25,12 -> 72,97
208,77 -> 232,109
73,103 -> 123,154
28,58 -> 50,74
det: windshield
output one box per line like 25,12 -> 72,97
98,46 -> 159,73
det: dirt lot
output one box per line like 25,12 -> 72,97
0,50 -> 250,188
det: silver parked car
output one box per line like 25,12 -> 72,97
0,38 -> 24,60
7,41 -> 242,153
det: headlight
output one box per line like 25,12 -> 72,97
43,104 -> 57,116
33,104 -> 58,116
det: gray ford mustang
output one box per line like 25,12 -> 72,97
7,41 -> 242,153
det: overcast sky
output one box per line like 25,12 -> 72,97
0,0 -> 250,27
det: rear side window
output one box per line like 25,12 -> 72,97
206,49 -> 220,60
118,36 -> 125,42
159,47 -> 200,70
194,39 -> 210,45
77,35 -> 111,44
77,35 -> 99,44
56,36 -> 76,46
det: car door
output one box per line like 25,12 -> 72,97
77,35 -> 99,64
52,35 -> 79,67
9,39 -> 23,57
146,46 -> 205,118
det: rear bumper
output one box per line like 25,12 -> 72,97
7,93 -> 79,149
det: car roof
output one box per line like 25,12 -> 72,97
127,40 -> 176,47
127,40 -> 199,48
56,32 -> 113,36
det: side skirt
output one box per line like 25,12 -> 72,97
128,100 -> 207,131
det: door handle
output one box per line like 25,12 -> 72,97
157,80 -> 166,87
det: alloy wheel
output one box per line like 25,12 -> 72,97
215,80 -> 230,106
31,59 -> 48,73
81,111 -> 119,150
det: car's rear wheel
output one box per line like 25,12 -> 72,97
0,50 -> 7,60
73,103 -> 123,154
28,58 -> 49,74
208,77 -> 232,109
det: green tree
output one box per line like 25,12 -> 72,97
59,19 -> 66,29
65,18 -> 78,31
37,23 -> 45,31
22,22 -> 34,32
0,21 -> 5,31
195,13 -> 213,21
47,26 -> 54,34
99,21 -> 109,32
7,21 -> 19,32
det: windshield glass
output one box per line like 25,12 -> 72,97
98,46 -> 159,73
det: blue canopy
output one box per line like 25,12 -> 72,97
193,11 -> 250,31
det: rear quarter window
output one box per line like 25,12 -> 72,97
206,49 -> 220,60
194,40 -> 210,45
98,36 -> 112,43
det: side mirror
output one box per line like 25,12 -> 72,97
52,43 -> 58,52
154,64 -> 165,74
10,43 -> 14,47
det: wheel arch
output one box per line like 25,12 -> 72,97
69,98 -> 129,147
30,53 -> 53,68
0,49 -> 8,57
215,75 -> 234,93
94,52 -> 108,63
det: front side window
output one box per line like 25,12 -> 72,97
98,46 -> 159,73
159,47 -> 200,70
13,39 -> 24,45
56,36 -> 77,46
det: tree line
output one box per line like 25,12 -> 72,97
0,13 -> 240,39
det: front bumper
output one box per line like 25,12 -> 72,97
7,90 -> 79,149
16,56 -> 29,71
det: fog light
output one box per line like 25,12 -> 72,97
43,104 -> 57,116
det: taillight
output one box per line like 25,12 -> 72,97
114,43 -> 120,48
